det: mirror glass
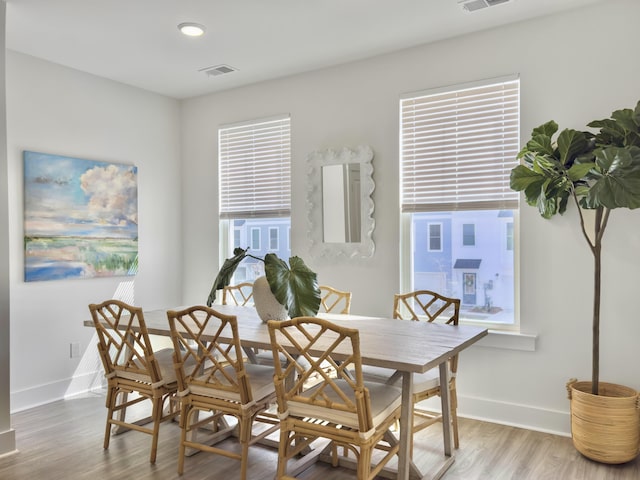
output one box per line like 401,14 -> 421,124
307,145 -> 375,259
321,163 -> 361,243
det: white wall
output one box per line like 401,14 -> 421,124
6,52 -> 182,411
180,0 -> 640,435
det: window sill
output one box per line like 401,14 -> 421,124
474,329 -> 537,352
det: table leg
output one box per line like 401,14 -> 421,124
439,362 -> 453,458
397,371 -> 414,480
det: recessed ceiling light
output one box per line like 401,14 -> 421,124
178,22 -> 206,37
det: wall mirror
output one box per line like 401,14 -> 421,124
306,145 -> 375,259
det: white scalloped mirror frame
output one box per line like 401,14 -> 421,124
306,145 -> 375,259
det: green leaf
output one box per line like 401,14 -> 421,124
567,162 -> 595,181
510,164 -> 544,192
264,254 -> 321,318
206,247 -> 249,306
525,134 -> 555,157
532,120 -> 558,138
584,146 -> 640,209
557,129 -> 590,166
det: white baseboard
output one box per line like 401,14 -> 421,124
459,395 -> 571,437
10,370 -> 105,414
419,394 -> 571,437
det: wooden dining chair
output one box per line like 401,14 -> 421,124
393,290 -> 462,448
268,316 -> 402,480
167,305 -> 279,479
222,282 -> 254,306
319,285 -> 352,314
89,299 -> 179,464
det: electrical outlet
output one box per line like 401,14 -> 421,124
70,342 -> 80,358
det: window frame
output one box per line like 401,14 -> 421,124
268,227 -> 279,251
427,222 -> 443,252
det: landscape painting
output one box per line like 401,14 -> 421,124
23,151 -> 138,282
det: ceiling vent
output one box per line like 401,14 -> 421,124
199,64 -> 238,77
458,0 -> 511,13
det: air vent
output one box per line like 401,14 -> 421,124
199,64 -> 238,77
458,0 -> 511,13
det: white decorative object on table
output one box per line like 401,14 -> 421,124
252,276 -> 288,322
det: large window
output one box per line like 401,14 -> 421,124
400,76 -> 519,329
219,115 -> 291,284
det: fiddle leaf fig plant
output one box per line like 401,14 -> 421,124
207,247 -> 321,318
510,100 -> 640,395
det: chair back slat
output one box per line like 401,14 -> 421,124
319,285 -> 352,314
268,316 -> 374,430
222,282 -> 254,306
167,305 -> 252,403
89,300 -> 162,383
393,290 -> 461,373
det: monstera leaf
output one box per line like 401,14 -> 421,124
264,253 -> 320,318
206,248 -> 320,318
206,247 -> 249,306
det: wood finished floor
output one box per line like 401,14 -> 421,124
1,391 -> 639,480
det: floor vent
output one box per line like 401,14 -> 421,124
458,0 -> 511,13
199,64 -> 238,77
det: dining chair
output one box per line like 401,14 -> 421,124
319,285 -> 352,314
89,299 -> 179,464
268,316 -> 402,480
166,305 -> 279,479
222,282 -> 254,306
393,289 -> 462,448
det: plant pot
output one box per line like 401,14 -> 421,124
252,275 -> 288,323
567,379 -> 640,464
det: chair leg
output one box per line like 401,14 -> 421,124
239,415 -> 252,480
149,395 -> 163,464
276,427 -> 291,479
358,444 -> 372,480
177,403 -> 191,475
103,387 -> 117,450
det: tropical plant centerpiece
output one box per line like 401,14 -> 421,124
207,247 -> 321,320
510,100 -> 640,463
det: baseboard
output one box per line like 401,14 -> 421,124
0,428 -> 16,456
10,370 -> 105,413
457,394 -> 571,437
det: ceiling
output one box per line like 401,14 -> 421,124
6,0 -> 604,100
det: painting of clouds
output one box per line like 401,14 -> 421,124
23,151 -> 138,282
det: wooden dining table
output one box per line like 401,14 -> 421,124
85,304 -> 487,480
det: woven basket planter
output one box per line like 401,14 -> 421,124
567,379 -> 640,464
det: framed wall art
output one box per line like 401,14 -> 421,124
23,151 -> 138,282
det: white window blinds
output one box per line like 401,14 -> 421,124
400,77 -> 520,212
219,115 -> 291,219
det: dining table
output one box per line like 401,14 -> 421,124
85,304 -> 487,480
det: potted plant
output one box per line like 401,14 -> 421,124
207,247 -> 321,321
510,100 -> 640,463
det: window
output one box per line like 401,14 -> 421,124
219,115 -> 291,283
400,76 -> 519,329
428,223 -> 442,251
250,227 -> 261,250
506,222 -> 514,251
462,224 -> 475,246
269,227 -> 279,250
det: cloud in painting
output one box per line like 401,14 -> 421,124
80,164 -> 138,226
